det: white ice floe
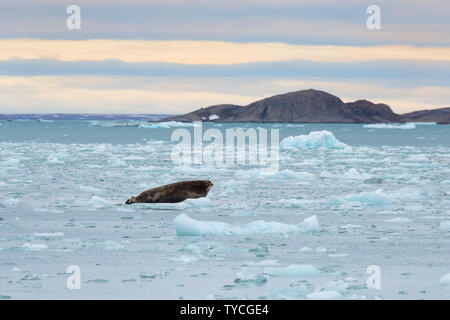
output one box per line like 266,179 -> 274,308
2,198 -> 21,207
439,221 -> 450,231
306,290 -> 342,300
234,272 -> 267,284
79,185 -> 103,192
411,122 -> 437,125
33,232 -> 64,237
233,169 -> 316,180
47,155 -> 65,164
173,214 -> 319,236
170,255 -> 198,264
363,123 -> 416,129
208,114 -> 220,120
440,273 -> 450,286
277,199 -> 318,209
320,280 -> 349,294
280,130 -> 351,150
22,243 -> 48,251
144,197 -> 212,211
320,168 -> 373,180
407,154 -> 428,161
385,217 -> 412,223
330,189 -> 390,206
74,195 -> 114,209
183,198 -> 213,208
265,264 -> 321,277
139,121 -> 195,129
269,284 -> 313,299
242,260 -> 279,267
96,240 -> 126,251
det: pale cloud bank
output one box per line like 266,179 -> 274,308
0,76 -> 448,114
1,40 -> 450,65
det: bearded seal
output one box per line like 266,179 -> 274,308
125,180 -> 214,204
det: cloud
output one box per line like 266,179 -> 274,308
1,58 -> 449,88
1,40 -> 450,65
1,1 -> 449,45
0,75 -> 448,114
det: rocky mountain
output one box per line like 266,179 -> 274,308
163,89 -> 448,124
401,107 -> 450,124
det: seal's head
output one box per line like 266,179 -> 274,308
203,180 -> 214,194
125,196 -> 137,205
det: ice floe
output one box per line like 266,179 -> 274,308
439,221 -> 450,231
139,121 -> 195,129
306,290 -> 342,300
440,273 -> 450,286
173,214 -> 319,236
280,130 -> 350,150
233,169 -> 316,180
265,264 -> 321,277
33,232 -> 64,237
22,243 -> 48,251
330,189 -> 390,206
363,123 -> 416,129
385,218 -> 412,223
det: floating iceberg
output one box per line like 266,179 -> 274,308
233,169 -> 316,180
440,273 -> 450,286
306,290 -> 342,300
330,189 -> 391,206
265,264 -> 321,277
439,221 -> 450,231
385,217 -> 412,223
139,121 -> 195,129
22,243 -> 48,251
2,198 -> 21,207
73,196 -> 114,209
363,123 -> 416,129
173,214 -> 319,236
33,232 -> 64,237
280,130 -> 350,150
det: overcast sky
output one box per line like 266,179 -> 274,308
0,0 -> 449,114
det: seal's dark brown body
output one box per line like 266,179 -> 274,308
125,180 -> 213,204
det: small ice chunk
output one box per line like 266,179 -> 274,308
306,290 -> 343,300
363,123 -> 416,129
233,169 -> 316,180
208,114 -> 220,120
3,199 -> 21,207
33,232 -> 64,237
265,264 -> 321,277
440,273 -> 450,286
234,272 -> 267,284
385,218 -> 412,223
439,221 -> 450,231
332,189 -> 390,206
171,255 -> 198,264
22,243 -> 48,251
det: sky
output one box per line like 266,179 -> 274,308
0,0 -> 449,114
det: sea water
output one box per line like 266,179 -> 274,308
0,119 -> 449,299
